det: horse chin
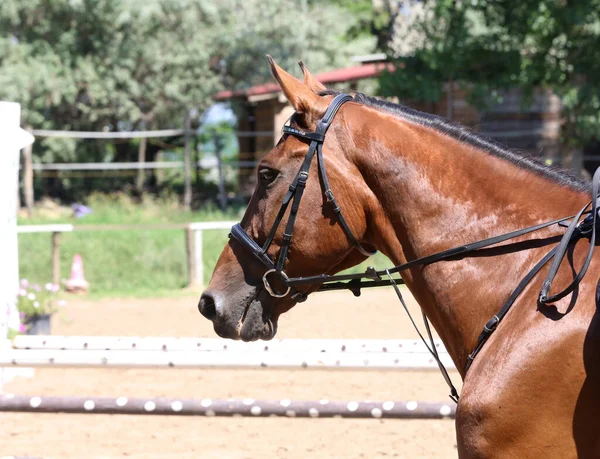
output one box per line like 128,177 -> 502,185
238,297 -> 278,342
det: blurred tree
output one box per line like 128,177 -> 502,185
211,0 -> 376,90
0,0 -> 222,163
378,0 -> 600,173
0,0 -> 377,200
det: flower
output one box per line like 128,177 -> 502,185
19,324 -> 26,333
72,203 -> 92,218
20,279 -> 28,287
15,279 -> 64,331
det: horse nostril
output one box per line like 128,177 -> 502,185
198,293 -> 217,320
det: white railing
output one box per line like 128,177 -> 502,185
5,336 -> 453,371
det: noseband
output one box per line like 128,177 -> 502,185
229,94 -> 375,302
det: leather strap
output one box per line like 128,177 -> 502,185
286,212 -> 584,288
539,166 -> 600,304
385,270 -> 459,403
230,93 -> 375,296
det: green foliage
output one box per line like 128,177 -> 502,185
18,194 -> 390,296
0,0 -> 378,202
0,0 -> 222,127
379,0 -> 600,148
212,0 -> 376,90
18,194 -> 240,294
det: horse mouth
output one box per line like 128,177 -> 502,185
236,291 -> 277,342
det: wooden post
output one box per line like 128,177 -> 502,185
136,137 -> 147,193
194,134 -> 201,189
185,226 -> 197,288
183,113 -> 193,211
213,130 -> 227,210
51,232 -> 61,286
22,128 -> 34,218
194,228 -> 203,287
155,151 -> 164,185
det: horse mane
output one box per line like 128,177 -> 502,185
319,89 -> 590,194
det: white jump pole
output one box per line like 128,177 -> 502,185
0,348 -> 456,371
13,335 -> 446,354
0,102 -> 35,393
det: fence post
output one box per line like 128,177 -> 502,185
22,127 -> 34,218
51,232 -> 61,286
194,228 -> 203,287
0,101 -> 35,393
183,113 -> 193,212
136,137 -> 147,193
185,225 -> 198,288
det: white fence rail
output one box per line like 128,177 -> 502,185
1,349 -> 454,371
16,224 -> 74,234
13,336 -> 445,354
5,336 -> 453,371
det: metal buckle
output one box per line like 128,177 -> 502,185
262,269 -> 291,298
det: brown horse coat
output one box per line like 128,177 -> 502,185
200,59 -> 600,458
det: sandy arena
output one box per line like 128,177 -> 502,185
0,289 -> 460,458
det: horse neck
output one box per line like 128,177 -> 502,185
343,105 -> 590,375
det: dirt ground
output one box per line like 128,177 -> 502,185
0,289 -> 460,459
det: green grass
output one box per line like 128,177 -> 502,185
18,193 -> 392,297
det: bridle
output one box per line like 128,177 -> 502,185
229,92 -> 600,403
230,94 -> 375,302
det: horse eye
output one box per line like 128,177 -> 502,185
258,168 -> 278,185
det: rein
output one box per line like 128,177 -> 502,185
229,93 -> 600,403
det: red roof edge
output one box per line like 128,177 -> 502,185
214,63 -> 394,101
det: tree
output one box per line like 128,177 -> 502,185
378,0 -> 600,173
0,0 -> 378,202
211,0 -> 376,91
0,0 -> 223,161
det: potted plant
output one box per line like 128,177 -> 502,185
14,279 -> 66,335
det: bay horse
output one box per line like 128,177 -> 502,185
199,57 -> 600,458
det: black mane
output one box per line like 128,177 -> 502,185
321,90 -> 589,194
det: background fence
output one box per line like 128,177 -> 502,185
17,221 -> 236,288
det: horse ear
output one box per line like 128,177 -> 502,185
298,61 -> 326,93
267,55 -> 319,113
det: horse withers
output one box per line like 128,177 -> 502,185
199,57 -> 600,458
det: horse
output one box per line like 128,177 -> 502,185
198,57 -> 600,458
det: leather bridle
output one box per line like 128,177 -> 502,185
229,94 -> 375,303
229,92 -> 600,403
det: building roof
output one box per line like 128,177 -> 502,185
214,63 -> 394,101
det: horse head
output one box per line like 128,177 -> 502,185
198,57 -> 379,341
